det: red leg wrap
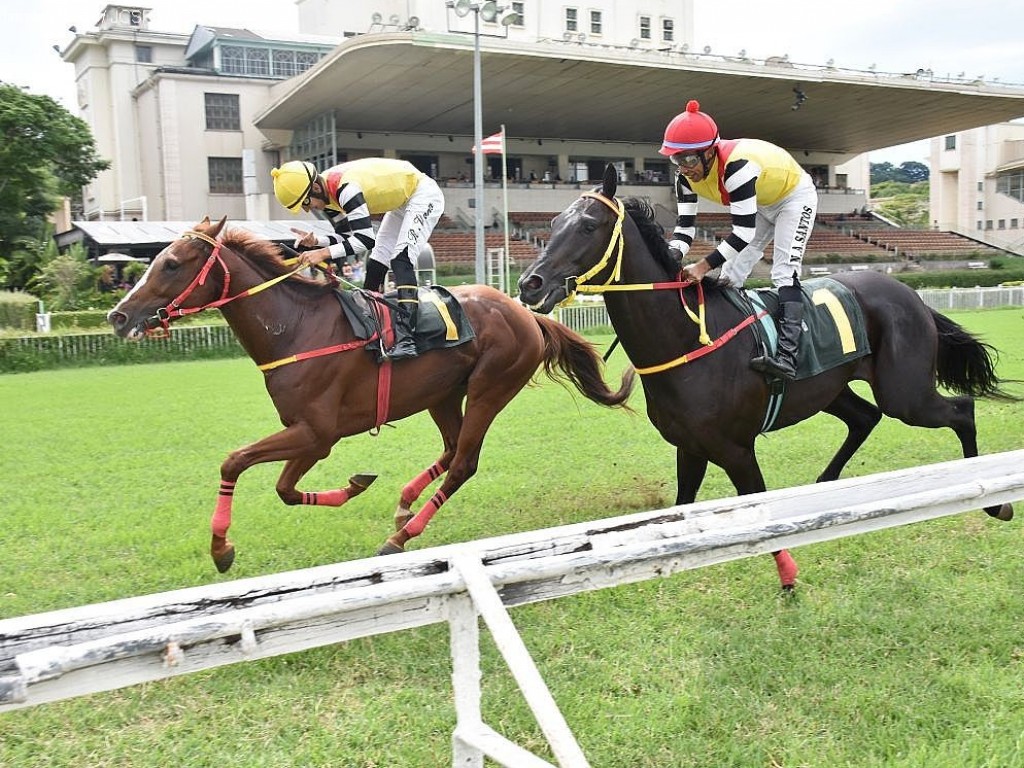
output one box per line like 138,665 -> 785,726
212,480 -> 236,537
301,488 -> 350,507
403,489 -> 449,538
401,461 -> 446,507
774,549 -> 798,587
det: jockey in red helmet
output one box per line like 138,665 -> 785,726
660,100 -> 820,380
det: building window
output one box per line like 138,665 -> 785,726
985,220 -> 993,230
1011,218 -> 1019,229
565,8 -> 577,32
998,219 -> 1006,229
205,93 -> 240,131
977,181 -> 983,191
639,16 -> 651,39
662,18 -> 674,42
977,201 -> 983,210
272,49 -> 299,77
135,45 -> 152,63
511,2 -> 524,26
976,221 -> 983,230
944,135 -> 956,150
221,45 -> 270,76
590,10 -> 602,35
208,157 -> 243,194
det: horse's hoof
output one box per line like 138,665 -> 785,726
986,503 -> 1013,522
347,474 -> 378,494
376,541 -> 404,556
212,545 -> 235,573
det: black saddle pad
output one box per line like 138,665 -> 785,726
334,285 -> 475,355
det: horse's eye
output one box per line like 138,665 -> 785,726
163,259 -> 180,272
581,220 -> 598,234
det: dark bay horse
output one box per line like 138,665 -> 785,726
518,165 -> 1015,590
108,217 -> 634,572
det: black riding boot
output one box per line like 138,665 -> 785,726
751,300 -> 804,379
386,254 -> 419,360
362,259 -> 388,293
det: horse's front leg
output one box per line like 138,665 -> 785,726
719,447 -> 798,592
211,422 -> 329,573
275,456 -> 377,509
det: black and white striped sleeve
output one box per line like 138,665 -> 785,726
704,158 -> 759,269
670,173 -> 698,256
319,181 -> 375,263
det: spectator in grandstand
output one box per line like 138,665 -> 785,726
271,157 -> 444,360
659,99 -> 819,380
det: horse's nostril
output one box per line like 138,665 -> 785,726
521,274 -> 542,293
108,311 -> 126,328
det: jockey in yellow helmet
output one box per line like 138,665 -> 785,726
271,158 -> 445,360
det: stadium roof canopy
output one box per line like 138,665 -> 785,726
255,31 -> 1024,156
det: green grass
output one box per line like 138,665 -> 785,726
1,309 -> 1023,767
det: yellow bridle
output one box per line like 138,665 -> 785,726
560,193 -> 712,352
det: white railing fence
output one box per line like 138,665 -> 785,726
2,451 -> 1023,766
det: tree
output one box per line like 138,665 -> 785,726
870,161 -> 897,185
895,161 -> 929,184
0,82 -> 109,264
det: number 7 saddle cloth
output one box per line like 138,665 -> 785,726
735,277 -> 872,381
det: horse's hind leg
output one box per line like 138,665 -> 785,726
873,381 -> 1012,521
390,399 -> 461,532
378,373 -> 528,554
817,386 -> 883,482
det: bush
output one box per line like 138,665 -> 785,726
0,291 -> 41,330
49,309 -> 113,330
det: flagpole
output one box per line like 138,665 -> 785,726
500,124 -> 510,294
472,9 -> 485,285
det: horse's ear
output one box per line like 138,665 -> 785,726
602,164 -> 618,199
209,215 -> 228,238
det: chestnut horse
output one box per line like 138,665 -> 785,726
108,217 -> 634,572
518,165 -> 1015,591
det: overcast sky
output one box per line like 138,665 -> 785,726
4,1 -> 1024,165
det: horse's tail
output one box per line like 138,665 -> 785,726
533,314 -> 635,409
931,309 -> 1019,400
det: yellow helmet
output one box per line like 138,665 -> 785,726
271,160 -> 319,212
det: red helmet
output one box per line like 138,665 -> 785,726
659,100 -> 719,156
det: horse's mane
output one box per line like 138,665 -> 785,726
621,196 -> 729,294
621,197 -> 683,276
220,227 -> 332,294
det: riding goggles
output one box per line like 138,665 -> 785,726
669,151 -> 705,168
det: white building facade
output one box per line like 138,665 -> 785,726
931,122 -> 1024,253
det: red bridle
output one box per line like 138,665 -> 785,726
145,230 -> 231,336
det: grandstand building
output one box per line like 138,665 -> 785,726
59,2 -> 1024,261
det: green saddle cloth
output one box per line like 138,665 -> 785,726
746,277 -> 871,380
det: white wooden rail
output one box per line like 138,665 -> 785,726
2,450 -> 1023,767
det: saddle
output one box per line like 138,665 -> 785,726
724,277 -> 872,381
334,285 -> 476,363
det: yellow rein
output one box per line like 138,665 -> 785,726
566,193 -> 711,350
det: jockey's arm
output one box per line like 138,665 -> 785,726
703,158 -> 759,271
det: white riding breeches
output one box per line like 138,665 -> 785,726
718,174 -> 818,288
369,175 -> 445,268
